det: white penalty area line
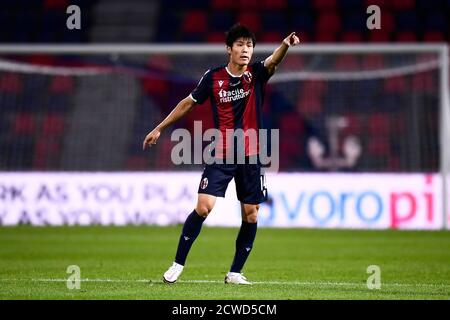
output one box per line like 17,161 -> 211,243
0,278 -> 449,289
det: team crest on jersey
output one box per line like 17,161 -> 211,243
243,71 -> 252,83
200,177 -> 208,189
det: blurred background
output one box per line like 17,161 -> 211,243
1,0 -> 449,43
1,2 -> 449,299
0,0 -> 448,173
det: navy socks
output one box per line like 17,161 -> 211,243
174,211 -> 257,272
174,210 -> 206,266
230,221 -> 257,273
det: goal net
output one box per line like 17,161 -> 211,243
0,44 -> 448,174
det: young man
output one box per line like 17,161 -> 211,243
143,25 -> 300,285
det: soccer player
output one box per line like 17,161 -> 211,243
143,24 -> 300,285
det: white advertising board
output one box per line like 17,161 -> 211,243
0,172 -> 447,229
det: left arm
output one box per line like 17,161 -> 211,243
264,32 -> 300,75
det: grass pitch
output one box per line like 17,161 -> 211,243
0,226 -> 449,300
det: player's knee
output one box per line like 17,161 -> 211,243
195,203 -> 214,217
245,213 -> 258,223
244,205 -> 259,223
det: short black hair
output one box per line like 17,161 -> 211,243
225,24 -> 256,48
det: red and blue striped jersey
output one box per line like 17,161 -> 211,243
190,60 -> 272,157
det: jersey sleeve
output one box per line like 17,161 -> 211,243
253,60 -> 272,83
190,69 -> 211,104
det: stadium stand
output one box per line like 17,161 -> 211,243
0,0 -> 449,43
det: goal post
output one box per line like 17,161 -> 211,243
439,44 -> 450,230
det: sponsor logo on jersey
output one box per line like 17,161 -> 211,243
218,88 -> 251,103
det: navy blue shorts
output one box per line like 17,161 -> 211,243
197,162 -> 268,205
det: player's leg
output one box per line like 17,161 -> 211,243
163,162 -> 233,284
163,194 -> 215,284
174,194 -> 216,265
225,163 -> 267,285
225,203 -> 259,285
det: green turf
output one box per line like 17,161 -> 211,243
0,226 -> 449,300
